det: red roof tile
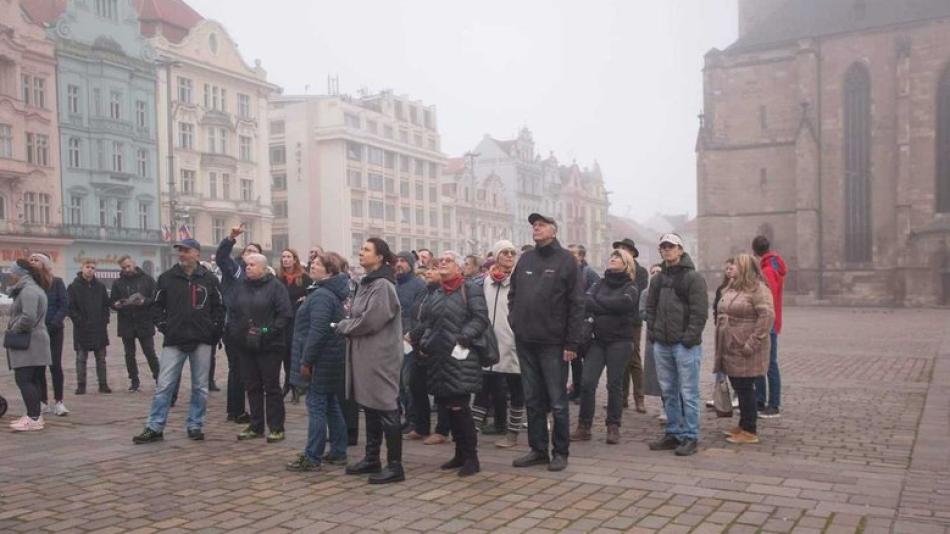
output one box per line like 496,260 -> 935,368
20,0 -> 66,25
133,0 -> 203,43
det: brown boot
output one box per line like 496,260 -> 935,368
495,431 -> 518,448
606,424 -> 620,444
570,423 -> 591,441
726,430 -> 760,444
634,396 -> 646,414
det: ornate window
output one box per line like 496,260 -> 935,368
843,63 -> 872,263
937,65 -> 950,213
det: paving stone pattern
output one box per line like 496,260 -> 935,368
1,307 -> 949,533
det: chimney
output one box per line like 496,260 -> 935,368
738,0 -> 786,37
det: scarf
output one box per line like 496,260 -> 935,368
489,266 -> 509,284
441,274 -> 465,294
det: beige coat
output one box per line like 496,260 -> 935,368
482,274 -> 518,374
714,283 -> 774,378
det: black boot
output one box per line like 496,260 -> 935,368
441,409 -> 464,470
456,404 -> 480,477
369,409 -> 405,484
346,408 -> 382,475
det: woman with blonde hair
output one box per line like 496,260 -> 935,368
571,248 -> 640,444
29,253 -> 69,416
715,253 -> 774,444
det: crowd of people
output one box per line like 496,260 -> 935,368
5,213 -> 787,483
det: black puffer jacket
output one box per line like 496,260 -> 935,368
67,274 -> 110,350
586,271 -> 640,343
411,279 -> 490,397
289,273 -> 350,395
154,263 -> 224,349
507,238 -> 585,351
109,268 -> 157,338
225,273 -> 293,352
645,253 -> 709,347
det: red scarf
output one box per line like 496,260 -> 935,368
281,271 -> 299,285
489,266 -> 509,283
441,274 -> 465,294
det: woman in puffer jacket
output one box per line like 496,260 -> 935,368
410,250 -> 490,477
571,248 -> 640,445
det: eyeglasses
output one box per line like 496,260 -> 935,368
497,250 -> 516,256
439,257 -> 456,264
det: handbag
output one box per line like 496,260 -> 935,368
459,283 -> 500,367
713,377 -> 733,418
4,330 -> 31,351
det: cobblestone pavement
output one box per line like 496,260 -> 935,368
1,307 -> 949,533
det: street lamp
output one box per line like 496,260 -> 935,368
155,57 -> 183,267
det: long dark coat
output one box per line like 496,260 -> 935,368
67,273 -> 111,351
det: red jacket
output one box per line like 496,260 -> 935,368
760,252 -> 787,334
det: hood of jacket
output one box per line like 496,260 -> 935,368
661,252 -> 697,274
73,272 -> 101,287
316,273 -> 351,302
120,267 -> 147,280
362,264 -> 396,286
760,251 -> 788,277
168,262 -> 210,280
245,272 -> 276,287
535,237 -> 565,258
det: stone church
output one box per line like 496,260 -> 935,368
697,0 -> 950,306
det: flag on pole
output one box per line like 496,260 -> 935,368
177,223 -> 192,241
161,224 -> 172,242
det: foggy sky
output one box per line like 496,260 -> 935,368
187,0 -> 738,223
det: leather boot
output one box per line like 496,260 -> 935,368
606,424 -> 620,444
369,410 -> 405,484
456,405 -> 479,477
570,422 -> 591,441
440,408 -> 464,470
346,408 -> 382,475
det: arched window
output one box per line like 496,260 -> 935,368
937,64 -> 950,213
844,63 -> 872,263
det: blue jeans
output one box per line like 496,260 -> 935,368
755,333 -> 780,409
146,344 -> 212,432
305,385 -> 348,463
653,342 -> 702,440
516,341 -> 570,457
399,351 -> 415,425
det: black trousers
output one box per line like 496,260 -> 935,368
342,397 -> 360,444
517,342 -> 570,457
237,348 -> 285,433
76,348 -> 108,387
15,366 -> 45,419
39,327 -> 64,403
439,394 -> 477,462
224,339 -> 246,417
409,360 -> 450,436
579,340 -> 632,427
570,352 -> 584,398
122,335 -> 160,385
729,376 -> 757,434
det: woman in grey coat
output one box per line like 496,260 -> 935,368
336,238 -> 404,485
6,259 -> 52,432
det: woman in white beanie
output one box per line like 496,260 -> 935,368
29,253 -> 70,416
471,240 -> 525,448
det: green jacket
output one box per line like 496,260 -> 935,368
645,253 -> 708,347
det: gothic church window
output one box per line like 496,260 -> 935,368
843,63 -> 872,263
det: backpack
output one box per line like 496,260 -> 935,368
459,282 -> 500,367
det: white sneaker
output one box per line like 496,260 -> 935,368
41,402 -> 50,414
11,416 -> 44,432
8,415 -> 29,428
53,401 -> 70,416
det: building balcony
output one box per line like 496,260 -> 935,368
0,221 -> 70,240
201,110 -> 232,127
64,225 -> 162,243
200,152 -> 237,169
89,169 -> 135,188
0,158 -> 30,181
88,117 -> 134,136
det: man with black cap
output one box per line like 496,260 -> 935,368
394,250 -> 426,432
133,239 -> 225,444
613,238 -> 650,412
508,213 -> 585,472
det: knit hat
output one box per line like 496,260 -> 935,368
396,251 -> 416,271
29,253 -> 52,271
493,240 -> 517,259
10,262 -> 29,278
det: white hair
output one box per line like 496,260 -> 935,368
244,253 -> 267,265
441,250 -> 463,265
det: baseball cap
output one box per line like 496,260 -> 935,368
173,238 -> 202,251
528,213 -> 557,226
658,233 -> 684,248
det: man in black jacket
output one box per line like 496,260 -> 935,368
645,233 -> 708,457
110,256 -> 159,392
229,253 -> 293,443
508,213 -> 585,472
133,239 -> 224,444
614,238 -> 650,413
67,260 -> 112,394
